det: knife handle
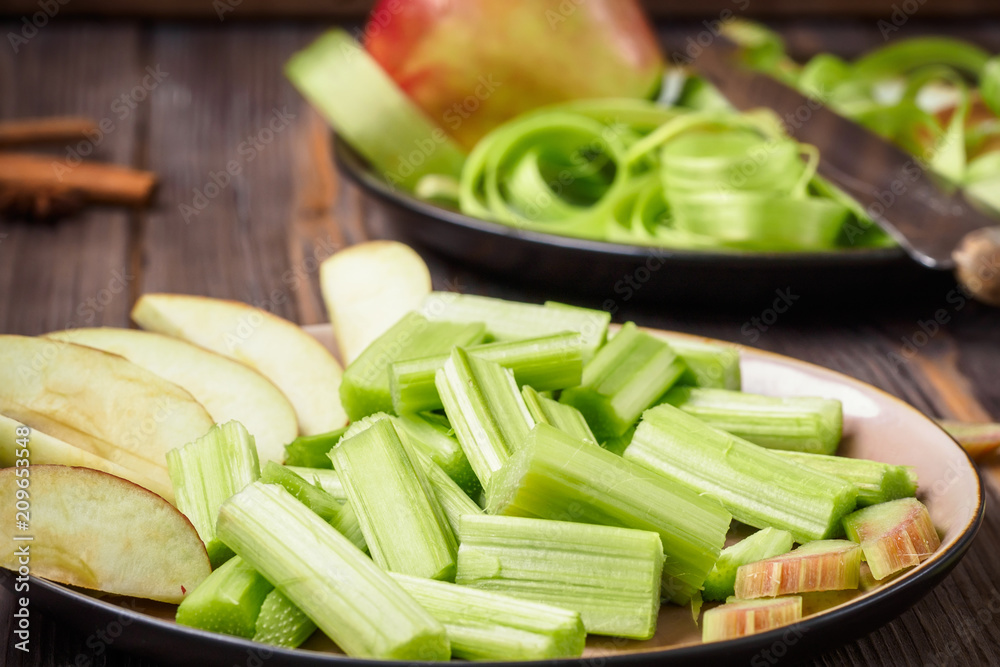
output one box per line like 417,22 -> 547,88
953,226 -> 1000,307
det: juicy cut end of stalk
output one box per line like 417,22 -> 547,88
390,572 -> 585,661
390,331 -> 584,415
282,427 -> 347,469
436,348 -> 535,489
216,481 -> 450,660
702,527 -> 795,601
734,540 -> 862,599
167,420 -> 261,568
661,387 -> 843,455
843,497 -> 941,580
339,311 -> 486,421
485,422 -> 731,605
331,418 -> 458,581
702,596 -> 803,642
625,403 -> 858,543
657,336 -> 742,390
560,322 -> 687,440
456,513 -> 664,640
522,385 -> 598,444
174,556 -> 273,638
252,588 -> 318,649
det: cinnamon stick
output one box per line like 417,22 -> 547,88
0,117 -> 100,149
0,153 -> 156,206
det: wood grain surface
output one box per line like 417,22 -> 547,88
2,16 -> 1000,667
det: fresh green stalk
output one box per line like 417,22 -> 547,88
282,427 -> 347,469
843,498 -> 940,580
175,556 -> 273,638
601,425 -> 635,456
772,450 -> 917,507
253,589 -> 317,649
560,322 -> 686,439
339,311 -> 486,421
417,449 -> 483,535
217,482 -> 450,660
266,465 -> 367,552
625,404 -> 857,543
656,335 -> 742,390
285,467 -> 345,499
421,293 -> 610,363
167,421 -> 261,567
260,461 -> 342,521
486,423 -> 731,604
456,514 -> 664,640
330,418 -> 457,580
390,573 -> 585,660
395,412 -> 480,498
661,387 -> 843,454
702,528 -> 795,601
522,386 -> 597,444
436,349 -> 535,488
390,332 -> 584,414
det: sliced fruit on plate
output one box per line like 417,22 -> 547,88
0,414 -> 166,498
0,465 -> 210,603
702,596 -> 803,642
0,335 -> 215,500
320,240 -> 432,365
843,497 -> 941,580
131,293 -> 347,435
734,540 -> 862,599
45,327 -> 297,465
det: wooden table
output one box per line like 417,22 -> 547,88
2,16 -> 1000,667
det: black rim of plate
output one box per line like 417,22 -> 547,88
332,138 -> 910,268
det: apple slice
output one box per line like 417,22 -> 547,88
321,241 -> 432,365
46,328 -> 297,465
0,465 -> 210,602
843,498 -> 941,581
0,413 -> 166,498
702,597 -> 803,642
0,335 -> 215,500
734,540 -> 861,599
132,294 -> 347,436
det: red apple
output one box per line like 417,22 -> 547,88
364,0 -> 664,149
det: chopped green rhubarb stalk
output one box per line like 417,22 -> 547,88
390,332 -> 584,414
421,293 -> 610,363
602,425 -> 635,456
267,466 -> 366,551
662,387 -> 842,454
330,418 -> 457,580
625,404 -> 858,542
772,450 -> 916,507
456,514 -> 664,640
339,311 -> 486,421
734,540 -> 862,599
486,423 -> 731,604
175,556 -> 273,638
703,528 -> 795,601
843,498 -> 941,580
167,421 -> 261,567
217,482 -> 450,660
285,30 -> 466,192
253,589 -> 317,649
260,462 -> 342,522
561,322 -> 687,440
390,573 -> 585,660
522,386 -> 597,444
657,335 -> 742,390
418,450 -> 483,535
283,427 -> 347,469
702,597 -> 803,642
937,419 -> 1000,460
394,412 -> 480,497
285,467 -> 346,500
436,349 -> 535,488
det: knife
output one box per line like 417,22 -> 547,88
694,37 -> 1000,306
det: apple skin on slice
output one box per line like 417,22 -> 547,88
0,335 -> 216,501
46,328 -> 297,465
132,294 -> 347,436
320,241 -> 432,365
0,465 -> 210,603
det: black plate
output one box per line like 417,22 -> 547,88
333,139 -> 952,306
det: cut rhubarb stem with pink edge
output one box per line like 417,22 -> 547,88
937,419 -> 1000,460
842,498 -> 941,581
702,597 -> 803,642
734,540 -> 861,599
